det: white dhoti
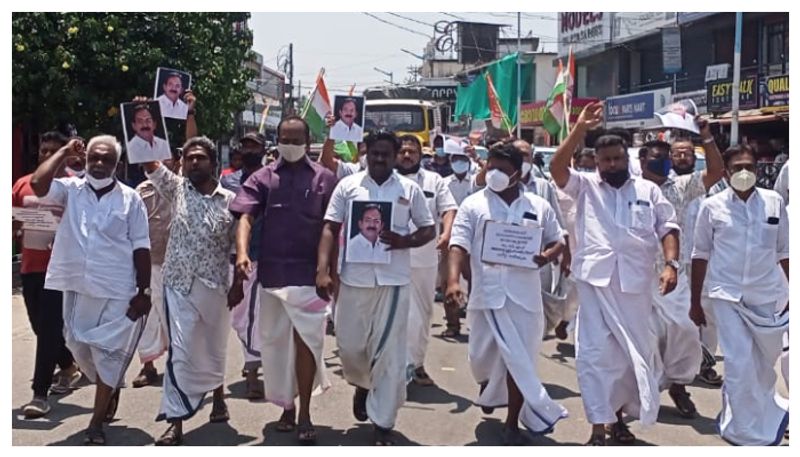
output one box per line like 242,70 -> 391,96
406,266 -> 437,370
229,263 -> 262,370
541,264 -> 578,337
781,329 -> 789,391
259,286 -> 331,409
62,291 -> 145,389
649,270 -> 702,389
575,271 -> 659,426
137,263 -> 168,363
157,280 -> 229,422
468,298 -> 568,434
335,283 -> 409,429
712,298 -> 789,445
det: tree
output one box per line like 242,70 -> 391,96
12,12 -> 257,147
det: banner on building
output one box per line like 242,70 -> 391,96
557,12 -> 611,56
662,27 -> 682,74
706,76 -> 759,113
605,88 -> 671,129
613,12 -> 677,44
521,98 -> 598,127
760,74 -> 789,112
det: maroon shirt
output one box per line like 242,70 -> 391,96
229,157 -> 336,288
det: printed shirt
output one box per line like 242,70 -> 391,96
559,168 -> 680,294
449,186 -> 563,312
42,177 -> 150,299
146,165 -> 236,295
692,187 -> 789,305
324,170 -> 434,287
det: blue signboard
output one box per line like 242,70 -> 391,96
605,92 -> 655,123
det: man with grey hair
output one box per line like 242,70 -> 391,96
31,135 -> 152,445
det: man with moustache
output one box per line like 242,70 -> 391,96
126,104 -> 171,163
157,72 -> 189,119
330,98 -> 363,142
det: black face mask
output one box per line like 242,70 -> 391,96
241,153 -> 263,168
672,163 -> 695,175
396,162 -> 421,175
600,168 -> 630,188
646,157 -> 672,177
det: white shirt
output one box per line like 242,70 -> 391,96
773,159 -> 789,205
329,119 -> 363,142
42,178 -> 150,299
157,93 -> 189,119
407,169 -> 458,268
324,170 -> 435,287
444,172 -> 477,206
559,168 -> 680,293
127,134 -> 171,164
347,232 -> 391,264
336,161 -> 362,180
523,174 -> 568,238
450,187 -> 563,312
692,187 -> 789,305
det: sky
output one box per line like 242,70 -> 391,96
250,12 -> 557,97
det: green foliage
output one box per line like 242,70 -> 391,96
12,12 -> 256,144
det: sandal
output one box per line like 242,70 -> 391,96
209,404 -> 230,423
84,426 -> 106,446
669,386 -> 697,418
373,426 -> 395,446
440,326 -> 461,338
104,389 -> 120,423
608,421 -> 635,444
297,421 -> 317,444
352,387 -> 368,422
276,408 -> 296,432
155,425 -> 183,446
585,432 -> 606,446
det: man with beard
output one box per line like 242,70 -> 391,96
550,102 -> 680,445
126,104 -> 171,163
157,72 -> 189,119
316,131 -> 435,445
636,126 -> 723,418
31,136 -> 152,445
142,137 -> 237,446
395,134 -> 457,386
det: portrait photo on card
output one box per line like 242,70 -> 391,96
154,67 -> 192,119
346,200 -> 393,264
120,101 -> 171,164
329,95 -> 365,142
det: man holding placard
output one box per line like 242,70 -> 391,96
446,141 -> 568,445
550,102 -> 681,445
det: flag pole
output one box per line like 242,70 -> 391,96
300,67 -> 325,119
516,12 -> 522,138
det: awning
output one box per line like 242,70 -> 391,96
708,108 -> 789,125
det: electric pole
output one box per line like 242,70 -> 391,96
374,67 -> 394,85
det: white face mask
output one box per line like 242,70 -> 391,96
86,174 -> 114,189
521,162 -> 532,176
358,154 -> 368,170
486,169 -> 512,193
69,167 -> 85,178
277,143 -> 306,162
451,159 -> 470,175
729,169 -> 756,192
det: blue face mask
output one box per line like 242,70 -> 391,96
434,147 -> 445,157
646,157 -> 672,177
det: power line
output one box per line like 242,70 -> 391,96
362,12 -> 431,38
440,12 -> 466,21
386,12 -> 434,28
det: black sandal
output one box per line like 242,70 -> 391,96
353,387 -> 368,422
585,433 -> 606,446
609,421 -> 635,444
84,426 -> 106,445
373,426 -> 395,445
155,424 -> 183,446
276,408 -> 296,432
440,326 -> 461,338
103,389 -> 120,423
209,404 -> 230,423
297,421 -> 317,444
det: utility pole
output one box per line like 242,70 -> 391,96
374,67 -> 394,85
288,43 -> 294,114
516,12 -> 522,137
730,12 -> 743,145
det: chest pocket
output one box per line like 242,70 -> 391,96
629,203 -> 654,232
393,194 -> 411,231
99,210 -> 127,237
759,198 -> 781,249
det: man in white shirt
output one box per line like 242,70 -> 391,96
550,103 -> 681,445
395,134 -> 457,387
347,204 -> 391,263
329,98 -> 363,142
773,159 -> 789,205
126,104 -> 171,163
31,135 -> 152,445
447,141 -> 568,445
157,72 -> 189,119
316,131 -> 435,445
691,144 -> 789,446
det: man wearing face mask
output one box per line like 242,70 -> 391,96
550,102 -> 681,445
424,134 -> 453,177
691,144 -> 789,445
395,134 -> 458,387
317,131 -> 435,445
31,135 -> 152,445
131,91 -> 198,390
142,137 -> 237,445
229,116 -> 336,443
637,128 -> 724,418
446,141 -> 568,444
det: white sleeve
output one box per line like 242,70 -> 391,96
409,184 -> 435,229
777,196 -> 789,261
449,201 -> 474,254
540,201 -> 563,247
435,176 -> 458,215
323,180 -> 348,224
40,177 -> 71,206
691,201 -> 713,261
773,161 -> 789,204
127,194 -> 151,251
560,168 -> 584,199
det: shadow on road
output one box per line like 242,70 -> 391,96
405,383 -> 473,414
181,421 -> 257,445
258,422 -> 420,446
543,383 -> 581,400
11,401 -> 93,432
47,424 -> 154,445
465,418 -> 586,446
656,407 -> 719,436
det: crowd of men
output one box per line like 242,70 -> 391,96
12,96 -> 789,446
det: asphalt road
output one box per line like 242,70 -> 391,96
10,291 -> 789,446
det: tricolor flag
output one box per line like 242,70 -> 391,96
542,59 -> 567,142
564,46 -> 575,133
485,73 -> 513,133
301,68 -> 331,141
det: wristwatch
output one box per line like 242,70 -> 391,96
665,259 -> 680,271
138,287 -> 152,297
